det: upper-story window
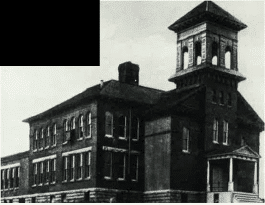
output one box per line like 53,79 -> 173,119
70,117 -> 76,130
63,120 -> 68,143
78,115 -> 84,139
105,112 -> 113,137
213,119 -> 219,143
1,170 -> 4,189
223,120 -> 229,145
86,112 -> 91,137
212,42 -> 218,66
182,127 -> 190,153
219,91 -> 224,105
51,124 -> 56,146
45,127 -> 50,148
131,116 -> 139,141
212,89 -> 217,103
182,46 -> 189,70
227,93 -> 232,106
118,115 -> 126,140
39,128 -> 44,150
195,42 -> 202,65
33,130 -> 38,151
225,46 -> 231,69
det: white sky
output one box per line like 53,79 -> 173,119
1,0 -> 264,198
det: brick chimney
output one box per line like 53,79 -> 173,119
118,61 -> 139,86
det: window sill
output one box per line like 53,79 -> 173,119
77,138 -> 83,141
69,179 -> 75,183
14,187 -> 19,190
51,144 -> 56,148
117,178 -> 125,181
212,102 -> 217,104
38,183 -> 43,186
44,182 -> 49,186
84,177 -> 91,180
213,141 -> 219,144
85,135 -> 91,139
45,146 -> 49,150
132,139 -> 139,142
219,104 -> 225,106
104,176 -> 113,180
119,137 -> 126,140
32,185 -> 37,187
182,150 -> 190,154
76,178 -> 83,181
105,135 -> 113,138
132,179 -> 138,183
223,143 -> 229,146
62,180 -> 67,183
39,148 -> 44,151
33,149 -> 37,152
62,141 -> 68,145
50,182 -> 56,185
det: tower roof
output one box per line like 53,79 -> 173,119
169,1 -> 247,33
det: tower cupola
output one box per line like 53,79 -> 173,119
168,1 -> 247,90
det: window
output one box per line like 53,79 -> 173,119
39,128 -> 44,149
84,152 -> 91,178
225,47 -> 231,69
105,111 -> 113,137
131,155 -> 138,182
6,169 -> 10,189
212,42 -> 218,65
45,160 -> 49,184
33,164 -> 38,185
76,154 -> 83,179
39,162 -> 43,185
117,153 -> 125,180
16,167 -> 20,188
50,196 -> 55,203
45,127 -> 50,148
228,93 -> 232,106
214,193 -> 219,203
103,152 -> 112,179
86,112 -> 91,137
195,42 -> 202,65
33,130 -> 38,150
223,121 -> 229,145
1,170 -> 4,189
61,193 -> 67,203
63,157 -> 68,181
51,159 -> 56,183
212,89 -> 217,103
70,155 -> 75,181
131,117 -> 139,141
118,115 -> 126,139
84,191 -> 90,202
63,120 -> 68,143
51,124 -> 57,146
10,168 -> 14,188
213,119 -> 219,143
78,115 -> 84,139
70,117 -> 76,130
182,127 -> 190,152
31,197 -> 36,203
183,46 -> 189,69
219,91 -> 224,105
19,198 -> 25,203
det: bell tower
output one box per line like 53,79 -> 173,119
168,1 -> 247,90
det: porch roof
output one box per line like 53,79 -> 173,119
206,145 -> 261,160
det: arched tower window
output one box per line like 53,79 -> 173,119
225,46 -> 231,69
212,42 -> 218,65
182,46 -> 188,70
195,42 -> 202,65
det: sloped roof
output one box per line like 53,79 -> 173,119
23,80 -> 164,123
169,1 -> 247,32
206,145 -> 261,159
237,92 -> 264,131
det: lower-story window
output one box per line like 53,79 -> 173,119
130,155 -> 138,181
117,153 -> 125,180
103,151 -> 112,179
50,159 -> 56,183
63,157 -> 68,181
45,160 -> 49,184
33,164 -> 38,185
84,152 -> 91,178
70,155 -> 75,181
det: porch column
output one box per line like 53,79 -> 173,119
253,160 -> 258,194
207,159 -> 210,191
228,157 -> 234,192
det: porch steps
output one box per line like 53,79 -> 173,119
233,192 -> 262,203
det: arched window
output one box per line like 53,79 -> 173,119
225,47 -> 231,69
105,112 -> 113,137
195,42 -> 202,65
131,116 -> 139,141
86,112 -> 91,138
212,42 -> 218,65
118,115 -> 126,139
70,117 -> 76,130
183,47 -> 189,69
78,115 -> 84,139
